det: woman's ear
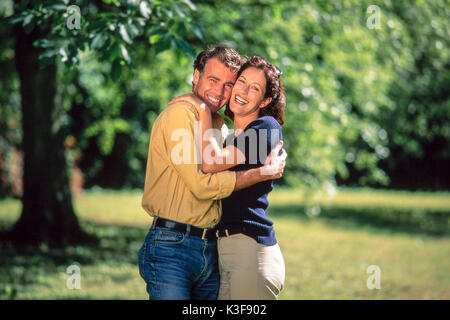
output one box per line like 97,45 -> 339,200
259,97 -> 272,109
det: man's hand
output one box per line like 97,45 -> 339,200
168,93 -> 209,115
260,141 -> 287,179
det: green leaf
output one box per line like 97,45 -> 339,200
149,33 -> 162,44
152,34 -> 172,55
120,44 -> 131,64
175,21 -> 187,37
173,37 -> 195,58
148,25 -> 166,36
6,13 -> 27,25
172,3 -> 188,19
22,14 -> 36,34
101,41 -> 120,62
119,24 -> 132,44
33,39 -> 57,49
44,4 -> 68,11
139,1 -> 151,19
91,32 -> 108,50
111,58 -> 122,81
179,0 -> 196,11
189,22 -> 205,42
125,20 -> 140,38
148,25 -> 166,44
39,49 -> 59,59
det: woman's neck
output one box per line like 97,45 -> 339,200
233,113 -> 259,135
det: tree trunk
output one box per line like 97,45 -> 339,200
4,20 -> 95,247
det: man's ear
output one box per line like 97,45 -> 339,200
259,97 -> 272,109
192,69 -> 200,88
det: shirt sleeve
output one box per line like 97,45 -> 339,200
232,116 -> 283,165
162,102 -> 237,200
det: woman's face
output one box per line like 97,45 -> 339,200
229,67 -> 271,118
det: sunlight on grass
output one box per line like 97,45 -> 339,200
269,187 -> 450,211
275,217 -> 450,299
74,190 -> 151,227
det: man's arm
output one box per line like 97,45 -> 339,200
235,140 -> 287,191
162,102 -> 237,201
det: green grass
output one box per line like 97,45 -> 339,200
0,188 -> 449,299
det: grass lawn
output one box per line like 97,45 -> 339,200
0,188 -> 449,299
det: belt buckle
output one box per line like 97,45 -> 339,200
201,228 -> 207,240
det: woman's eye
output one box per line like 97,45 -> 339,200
252,86 -> 259,91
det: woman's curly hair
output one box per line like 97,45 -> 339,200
225,55 -> 285,125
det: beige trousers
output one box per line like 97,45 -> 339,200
217,233 -> 285,300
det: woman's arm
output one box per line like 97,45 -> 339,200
168,93 -> 245,173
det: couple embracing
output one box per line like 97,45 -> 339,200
138,46 -> 287,300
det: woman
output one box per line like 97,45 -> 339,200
170,55 -> 286,300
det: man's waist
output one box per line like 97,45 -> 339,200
152,217 -> 218,241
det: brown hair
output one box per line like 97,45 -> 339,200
193,46 -> 246,77
225,55 -> 285,125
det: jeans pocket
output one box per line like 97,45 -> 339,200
154,228 -> 185,244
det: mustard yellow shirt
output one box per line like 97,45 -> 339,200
141,101 -> 236,228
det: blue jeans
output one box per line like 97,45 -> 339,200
138,223 -> 220,300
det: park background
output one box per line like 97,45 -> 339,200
0,0 -> 449,299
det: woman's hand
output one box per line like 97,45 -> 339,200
168,93 -> 209,115
260,141 -> 287,180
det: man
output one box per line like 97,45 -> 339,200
138,46 -> 286,300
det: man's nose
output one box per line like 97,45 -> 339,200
213,83 -> 225,98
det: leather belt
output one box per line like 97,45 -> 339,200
216,226 -> 247,238
153,217 -> 217,241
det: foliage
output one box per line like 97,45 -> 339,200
0,0 -> 201,193
193,0 -> 449,190
0,0 -> 449,195
6,0 -> 200,72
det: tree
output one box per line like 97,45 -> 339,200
2,0 -> 201,246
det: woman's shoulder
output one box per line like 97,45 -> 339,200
247,116 -> 281,130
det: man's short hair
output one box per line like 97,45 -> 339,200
193,46 -> 246,75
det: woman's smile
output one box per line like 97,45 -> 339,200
234,94 -> 249,105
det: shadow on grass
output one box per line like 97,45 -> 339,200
268,203 -> 450,237
0,221 -> 149,299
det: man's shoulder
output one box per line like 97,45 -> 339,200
159,101 -> 197,119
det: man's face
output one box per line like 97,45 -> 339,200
192,58 -> 238,113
